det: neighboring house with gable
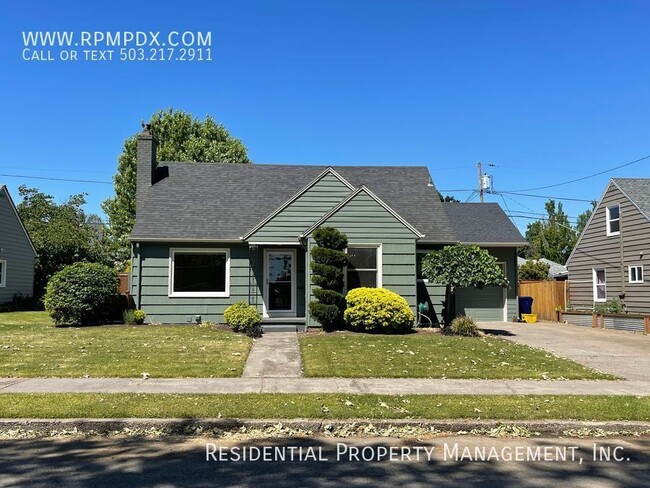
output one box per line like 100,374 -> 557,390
517,257 -> 568,280
566,178 -> 650,314
0,184 -> 36,303
129,126 -> 527,328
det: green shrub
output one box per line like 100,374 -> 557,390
224,302 -> 262,337
443,315 -> 480,337
123,309 -> 146,325
312,227 -> 347,251
343,287 -> 415,334
309,226 -> 349,331
44,262 -> 120,326
594,298 -> 624,314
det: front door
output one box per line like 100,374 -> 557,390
264,250 -> 296,317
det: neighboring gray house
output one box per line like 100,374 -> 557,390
566,178 -> 650,314
0,185 -> 36,303
517,257 -> 568,280
129,126 -> 527,328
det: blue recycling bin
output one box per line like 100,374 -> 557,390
519,296 -> 534,315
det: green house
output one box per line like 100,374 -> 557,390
129,126 -> 527,329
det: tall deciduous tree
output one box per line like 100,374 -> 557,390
421,245 -> 508,326
102,108 -> 251,264
575,200 -> 597,236
17,186 -> 110,299
523,200 -> 576,265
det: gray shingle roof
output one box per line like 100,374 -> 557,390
444,202 -> 528,245
612,178 -> 650,221
130,163 -> 526,245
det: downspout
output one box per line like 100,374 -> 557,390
136,242 -> 143,310
619,210 -> 626,311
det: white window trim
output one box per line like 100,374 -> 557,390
0,260 -> 6,287
168,248 -> 230,298
345,243 -> 382,291
592,268 -> 607,302
262,248 -> 297,319
606,204 -> 620,237
629,264 -> 644,284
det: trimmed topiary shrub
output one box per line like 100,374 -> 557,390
224,302 -> 262,337
343,287 -> 415,334
442,315 -> 480,337
309,227 -> 349,331
44,262 -> 120,326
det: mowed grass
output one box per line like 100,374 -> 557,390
300,333 -> 616,380
0,393 -> 646,420
0,312 -> 252,378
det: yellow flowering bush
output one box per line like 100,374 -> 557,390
344,287 -> 415,333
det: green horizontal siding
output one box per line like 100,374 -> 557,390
305,190 -> 419,327
131,243 -> 306,324
248,173 -> 352,243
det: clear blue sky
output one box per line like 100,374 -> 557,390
1,0 -> 649,233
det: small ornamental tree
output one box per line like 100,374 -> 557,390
518,259 -> 551,281
421,245 -> 508,326
308,227 -> 349,331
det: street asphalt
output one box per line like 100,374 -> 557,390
0,435 -> 648,487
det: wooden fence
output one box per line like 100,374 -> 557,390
518,280 -> 568,321
118,273 -> 129,295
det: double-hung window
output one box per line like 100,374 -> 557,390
346,245 -> 381,289
629,265 -> 644,284
0,260 -> 6,287
592,268 -> 606,302
606,205 -> 620,236
169,248 -> 230,297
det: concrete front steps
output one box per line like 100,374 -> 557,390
261,318 -> 306,333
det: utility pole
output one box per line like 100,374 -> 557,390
477,161 -> 484,203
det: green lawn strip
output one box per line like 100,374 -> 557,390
0,312 -> 252,378
0,394 -> 646,420
300,333 -> 617,380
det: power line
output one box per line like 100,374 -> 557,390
498,191 -> 592,203
509,154 -> 650,192
0,173 -> 112,185
0,165 -> 113,175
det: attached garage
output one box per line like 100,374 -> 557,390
455,285 -> 506,322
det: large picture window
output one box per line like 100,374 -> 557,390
347,245 -> 381,290
0,260 -> 6,287
169,249 -> 230,297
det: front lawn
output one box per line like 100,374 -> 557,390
0,312 -> 252,378
0,393 -> 646,420
300,332 -> 616,380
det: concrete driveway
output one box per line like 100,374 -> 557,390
480,321 -> 650,382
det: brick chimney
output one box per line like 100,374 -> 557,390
136,123 -> 157,216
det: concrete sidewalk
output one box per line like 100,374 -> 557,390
1,377 -> 648,395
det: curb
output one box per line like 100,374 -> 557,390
1,418 -> 649,437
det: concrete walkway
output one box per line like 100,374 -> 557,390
242,332 -> 302,378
